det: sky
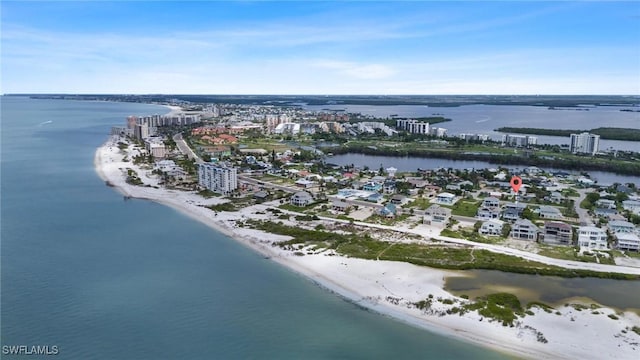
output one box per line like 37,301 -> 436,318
1,1 -> 639,95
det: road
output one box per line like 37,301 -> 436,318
575,188 -> 594,226
173,133 -> 203,164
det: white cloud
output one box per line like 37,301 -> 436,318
313,60 -> 396,79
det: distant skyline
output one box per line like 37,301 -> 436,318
2,1 -> 639,95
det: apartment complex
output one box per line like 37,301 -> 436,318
570,132 -> 600,155
198,163 -> 238,195
502,134 -> 537,147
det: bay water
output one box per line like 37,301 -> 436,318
1,97 -> 510,359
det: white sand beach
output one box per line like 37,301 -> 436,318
94,137 -> 640,360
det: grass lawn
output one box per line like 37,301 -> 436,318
451,200 -> 481,217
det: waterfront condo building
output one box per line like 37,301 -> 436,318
198,163 -> 238,195
570,132 -> 600,155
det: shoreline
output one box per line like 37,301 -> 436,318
94,136 -> 640,360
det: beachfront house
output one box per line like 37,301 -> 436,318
476,207 -> 500,220
616,232 -> 640,252
379,203 -> 397,218
290,191 -> 313,207
510,219 -> 539,241
436,192 -> 456,205
541,221 -> 573,246
577,226 -> 608,250
479,219 -> 504,236
424,205 -> 451,227
331,198 -> 351,213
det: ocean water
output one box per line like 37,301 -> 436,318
1,97 -> 510,359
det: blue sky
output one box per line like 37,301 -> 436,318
2,1 -> 639,94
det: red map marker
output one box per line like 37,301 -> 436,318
510,176 -> 522,193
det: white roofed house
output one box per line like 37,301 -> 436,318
595,199 -> 616,209
424,205 -> 451,227
436,192 -> 457,205
616,232 -> 640,252
481,197 -> 500,209
538,205 -> 563,220
510,219 -> 539,241
479,219 -> 504,237
577,226 -> 609,251
622,200 -> 640,214
290,191 -> 313,207
476,207 -> 500,220
609,220 -> 636,234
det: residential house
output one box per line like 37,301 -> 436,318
622,200 -> 640,213
290,191 -> 313,207
436,192 -> 457,205
424,205 -> 451,227
547,192 -> 565,204
383,180 -> 397,194
594,208 -> 618,218
542,222 -> 573,246
616,232 -> 640,252
504,202 -> 527,212
609,220 -> 636,234
502,208 -> 522,222
367,193 -> 384,203
363,181 -> 383,192
379,203 -> 397,218
538,205 -> 563,219
476,207 -> 500,220
479,219 -> 505,237
510,219 -> 539,240
295,179 -> 315,188
253,191 -> 269,202
596,199 -> 616,209
577,226 -> 608,250
390,194 -> 407,205
331,198 -> 351,213
481,197 -> 500,209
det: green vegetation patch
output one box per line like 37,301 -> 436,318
463,293 -> 524,326
245,220 -> 640,279
451,200 -> 481,217
526,301 -> 555,313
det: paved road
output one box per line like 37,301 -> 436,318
575,188 -> 594,226
173,133 -> 203,164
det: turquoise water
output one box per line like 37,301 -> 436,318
1,97 -> 509,359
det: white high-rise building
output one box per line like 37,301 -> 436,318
570,132 -> 600,155
198,163 -> 238,195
